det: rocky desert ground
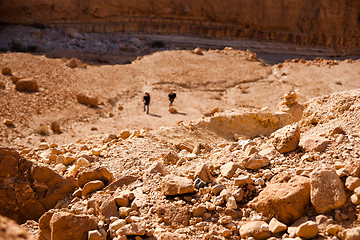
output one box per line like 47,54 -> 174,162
1,6 -> 360,240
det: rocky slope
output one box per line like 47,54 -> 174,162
2,89 -> 360,240
1,0 -> 359,51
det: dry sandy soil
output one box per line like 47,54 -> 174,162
0,47 -> 360,149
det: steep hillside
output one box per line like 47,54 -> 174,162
1,0 -> 359,51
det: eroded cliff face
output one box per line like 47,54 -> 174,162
0,0 -> 359,50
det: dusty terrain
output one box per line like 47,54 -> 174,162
1,24 -> 360,240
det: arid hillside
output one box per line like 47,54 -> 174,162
1,0 -> 359,51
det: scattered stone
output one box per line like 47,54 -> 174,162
345,176 -> 360,191
77,166 -> 114,187
277,91 -> 304,121
271,124 -> 300,153
66,58 -> 85,68
119,130 -> 131,139
169,106 -> 177,113
50,121 -> 62,134
3,119 -> 14,126
295,221 -> 318,239
161,175 -> 195,196
194,178 -> 206,188
82,180 -> 105,197
220,162 -> 239,178
15,78 -> 39,92
300,136 -> 331,152
310,168 -> 347,213
88,230 -> 104,240
147,161 -> 167,175
2,67 -> 12,75
116,223 -> 146,236
194,163 -> 213,183
269,218 -> 287,234
241,153 -> 269,170
76,93 -> 99,107
239,221 -> 271,240
193,47 -> 203,55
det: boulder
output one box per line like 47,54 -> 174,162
15,78 -> 38,92
271,124 -> 300,153
239,221 -> 271,240
161,175 -> 195,196
241,153 -> 269,170
76,93 -> 99,107
82,180 -> 105,197
248,175 -> 310,224
300,136 -> 331,152
310,168 -> 347,213
0,148 -> 77,223
49,212 -> 97,240
77,166 -> 114,188
119,130 -> 131,139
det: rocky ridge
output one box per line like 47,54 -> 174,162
1,0 -> 360,51
2,89 -> 360,239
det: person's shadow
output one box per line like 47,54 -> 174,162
173,112 -> 187,115
149,113 -> 162,118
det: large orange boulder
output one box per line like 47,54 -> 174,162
248,175 -> 310,224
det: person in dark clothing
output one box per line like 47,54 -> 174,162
143,92 -> 150,114
168,91 -> 176,107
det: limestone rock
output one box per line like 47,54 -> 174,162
345,176 -> 360,191
241,153 -> 269,170
271,124 -> 300,153
104,175 -> 138,191
169,106 -> 177,113
49,212 -> 97,240
269,218 -> 287,234
15,78 -> 39,92
220,162 -> 239,178
192,47 -> 203,55
99,196 -> 120,219
339,227 -> 360,240
194,163 -> 213,183
300,136 -> 331,152
66,58 -> 84,68
310,168 -> 347,213
147,161 -> 167,176
76,93 -> 99,107
161,175 -> 195,196
248,176 -> 310,224
239,221 -> 271,240
82,180 -> 105,197
0,81 -> 5,89
77,166 -> 114,188
88,230 -> 104,240
116,223 -> 145,236
295,221 -> 318,239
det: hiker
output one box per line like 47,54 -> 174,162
143,92 -> 150,114
168,91 -> 176,107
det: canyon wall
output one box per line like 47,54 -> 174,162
0,0 -> 359,51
